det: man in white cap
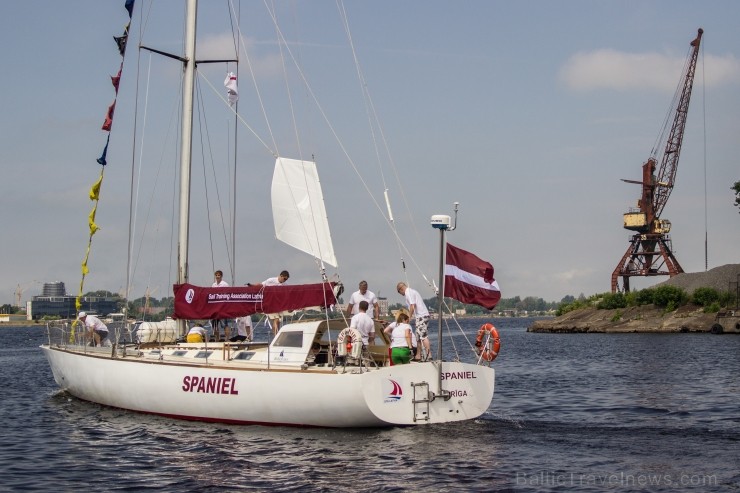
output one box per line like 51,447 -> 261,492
78,311 -> 110,347
396,282 -> 431,361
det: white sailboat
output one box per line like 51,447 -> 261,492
41,0 -> 496,427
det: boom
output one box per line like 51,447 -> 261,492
653,28 -> 703,219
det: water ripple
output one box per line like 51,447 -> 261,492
3,323 -> 739,491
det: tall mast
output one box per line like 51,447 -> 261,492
178,0 -> 197,285
177,0 -> 198,332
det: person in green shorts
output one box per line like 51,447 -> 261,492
387,311 -> 413,364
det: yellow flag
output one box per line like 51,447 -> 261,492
88,206 -> 99,235
81,245 -> 91,275
89,175 -> 103,201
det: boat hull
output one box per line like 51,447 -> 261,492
41,345 -> 494,427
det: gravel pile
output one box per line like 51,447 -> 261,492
658,263 -> 740,294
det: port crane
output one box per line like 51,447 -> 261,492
611,28 -> 703,293
14,281 -> 40,308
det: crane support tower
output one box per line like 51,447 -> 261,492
611,28 -> 703,293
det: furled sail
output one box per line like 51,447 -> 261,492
271,157 -> 337,267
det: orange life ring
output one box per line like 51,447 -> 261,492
475,323 -> 501,362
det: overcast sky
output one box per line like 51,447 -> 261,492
1,1 -> 739,309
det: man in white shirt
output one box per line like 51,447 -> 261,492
252,270 -> 289,336
349,300 -> 375,346
78,311 -> 110,347
231,315 -> 253,342
345,280 -> 380,319
212,270 -> 229,288
211,270 -> 230,341
397,282 -> 431,361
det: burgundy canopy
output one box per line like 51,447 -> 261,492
173,282 -> 338,320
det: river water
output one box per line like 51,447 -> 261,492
1,318 -> 737,492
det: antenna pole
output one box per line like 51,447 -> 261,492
431,203 -> 459,397
436,225 -> 446,362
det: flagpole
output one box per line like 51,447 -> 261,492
436,225 -> 446,362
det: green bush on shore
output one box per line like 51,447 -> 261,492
556,285 -> 736,314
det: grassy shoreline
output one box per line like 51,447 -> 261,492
0,321 -> 45,328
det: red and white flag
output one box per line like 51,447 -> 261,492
444,243 -> 501,310
224,72 -> 238,106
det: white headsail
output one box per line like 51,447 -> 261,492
271,157 -> 337,267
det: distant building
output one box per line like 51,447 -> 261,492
378,297 -> 389,317
0,313 -> 29,323
29,282 -> 120,320
140,306 -> 168,316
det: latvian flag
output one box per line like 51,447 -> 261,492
444,243 -> 501,310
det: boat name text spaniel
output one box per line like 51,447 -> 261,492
182,376 -> 240,395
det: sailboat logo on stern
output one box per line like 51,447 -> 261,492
384,379 -> 403,403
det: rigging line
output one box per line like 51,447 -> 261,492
269,0 -> 304,160
441,298 -> 475,356
335,0 -> 430,289
130,59 -> 183,298
227,115 -> 237,284
266,6 -> 435,289
197,83 -> 216,274
163,76 -> 183,299
442,316 -> 463,362
337,2 -> 409,283
267,2 -> 323,267
125,20 -> 148,306
227,0 -> 241,285
227,0 -> 241,60
227,0 -> 280,157
138,0 -> 156,42
168,108 -> 179,299
261,0 -> 325,161
238,4 -> 429,292
197,71 -> 275,156
119,3 -> 155,311
268,3 -> 334,274
651,44 -> 693,158
337,1 -> 388,190
201,76 -> 333,274
195,77 -> 233,277
268,3 -> 334,271
131,1 -> 189,300
167,70 -> 185,294
196,75 -> 234,275
336,0 -> 404,278
701,39 -> 708,271
129,52 -> 153,299
262,7 -> 389,224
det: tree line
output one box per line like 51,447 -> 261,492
557,285 -> 737,317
